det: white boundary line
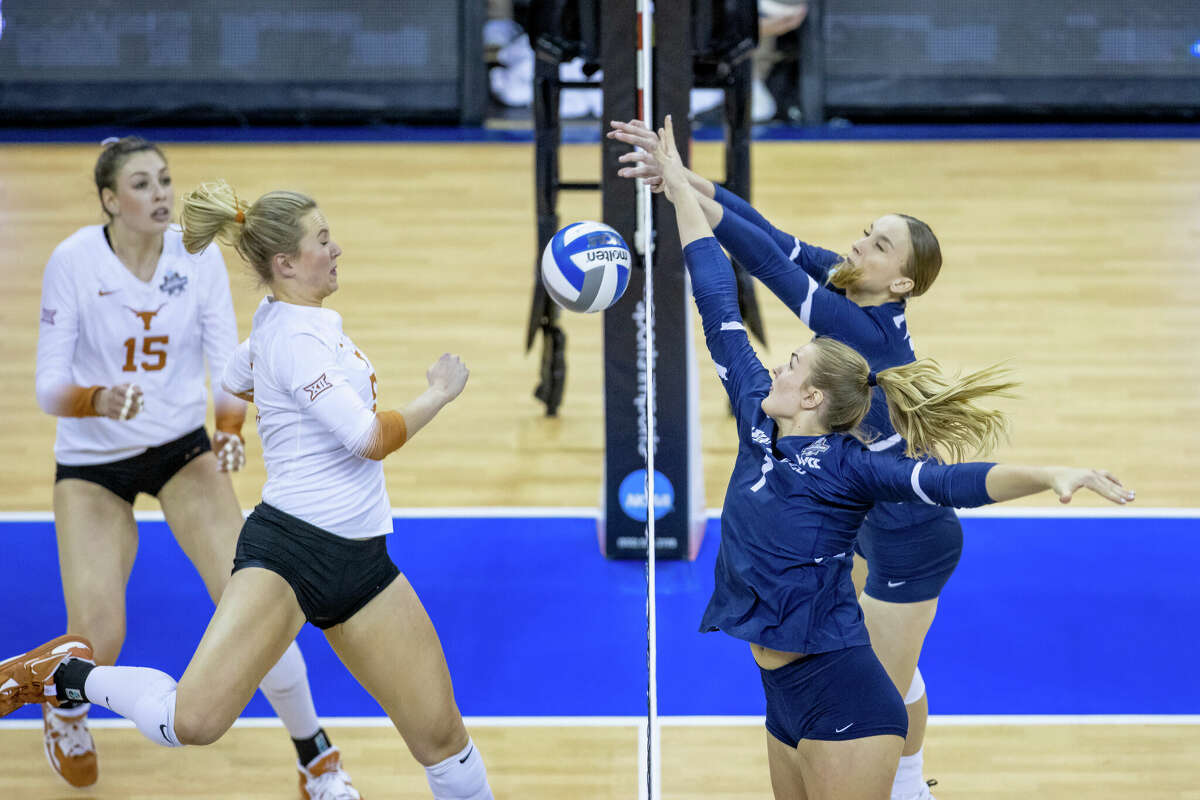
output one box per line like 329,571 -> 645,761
2,714 -> 1197,732
0,507 -> 1195,524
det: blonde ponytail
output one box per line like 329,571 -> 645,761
806,337 -> 1016,462
876,359 -> 1017,462
180,180 -> 246,256
180,181 -> 316,286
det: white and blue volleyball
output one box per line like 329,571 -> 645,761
541,221 -> 631,313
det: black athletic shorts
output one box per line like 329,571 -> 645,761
55,427 -> 211,504
232,502 -> 400,629
854,511 -> 964,603
761,645 -> 908,746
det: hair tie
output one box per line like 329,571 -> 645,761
231,188 -> 246,224
100,136 -> 120,147
867,371 -> 878,387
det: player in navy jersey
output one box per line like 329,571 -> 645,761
645,115 -> 1132,800
6,181 -> 494,800
32,137 -> 357,797
611,118 -> 968,799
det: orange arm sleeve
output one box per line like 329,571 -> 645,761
50,385 -> 103,417
362,410 -> 408,460
215,408 -> 246,435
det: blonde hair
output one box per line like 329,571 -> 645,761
180,180 -> 316,285
828,214 -> 942,298
808,337 -> 1017,462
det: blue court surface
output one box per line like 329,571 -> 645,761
3,512 -> 1197,722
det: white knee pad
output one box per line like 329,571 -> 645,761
259,641 -> 307,695
904,665 -> 926,705
425,738 -> 493,800
131,670 -> 183,748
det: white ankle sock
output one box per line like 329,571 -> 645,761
891,746 -> 925,800
84,666 -> 182,747
257,641 -> 321,740
425,737 -> 493,800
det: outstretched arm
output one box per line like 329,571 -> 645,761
280,334 -> 468,462
855,452 -> 1135,509
609,118 -> 840,281
352,353 -> 469,460
985,465 -> 1134,505
655,115 -> 772,425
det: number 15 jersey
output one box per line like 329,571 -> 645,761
36,225 -> 240,465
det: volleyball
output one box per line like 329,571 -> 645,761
540,221 -> 632,313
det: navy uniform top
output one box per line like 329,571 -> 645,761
713,186 -> 947,530
683,237 -> 995,654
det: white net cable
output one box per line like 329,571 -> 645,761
636,1 -> 661,798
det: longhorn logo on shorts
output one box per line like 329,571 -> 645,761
303,373 -> 333,402
124,304 -> 166,331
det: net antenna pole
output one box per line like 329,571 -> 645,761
635,1 -> 661,798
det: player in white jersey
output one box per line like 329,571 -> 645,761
4,179 -> 494,800
32,138 -> 360,799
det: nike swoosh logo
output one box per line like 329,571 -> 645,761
98,289 -> 118,296
159,723 -> 172,744
835,723 -> 854,733
459,745 -> 474,764
887,580 -> 907,588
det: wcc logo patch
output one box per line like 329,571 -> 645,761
793,436 -> 830,473
158,271 -> 188,296
303,373 -> 333,402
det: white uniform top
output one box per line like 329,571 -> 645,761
36,225 -> 241,465
223,297 -> 391,540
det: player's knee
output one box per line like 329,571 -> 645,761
173,696 -> 235,746
409,718 -> 469,766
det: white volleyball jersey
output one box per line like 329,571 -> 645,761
36,225 -> 243,465
224,298 -> 391,539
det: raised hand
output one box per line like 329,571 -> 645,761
94,383 -> 145,420
427,353 -> 469,403
654,115 -> 690,203
1049,467 -> 1135,505
609,119 -> 665,193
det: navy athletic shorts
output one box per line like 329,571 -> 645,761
233,502 -> 400,629
854,510 -> 963,603
761,645 -> 908,746
55,427 -> 211,504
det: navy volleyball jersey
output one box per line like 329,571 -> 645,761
713,186 -> 946,530
683,238 -> 994,654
